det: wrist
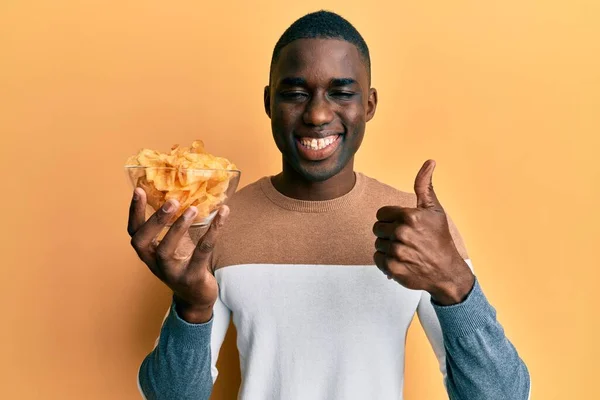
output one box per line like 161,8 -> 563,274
430,269 -> 476,306
174,296 -> 214,324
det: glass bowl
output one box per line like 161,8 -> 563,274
125,166 -> 241,227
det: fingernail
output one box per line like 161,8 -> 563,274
184,206 -> 197,219
133,188 -> 141,200
162,201 -> 175,213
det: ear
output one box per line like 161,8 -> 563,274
264,85 -> 272,119
366,88 -> 378,122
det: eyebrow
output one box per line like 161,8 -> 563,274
277,77 -> 358,87
279,77 -> 307,87
330,78 -> 357,87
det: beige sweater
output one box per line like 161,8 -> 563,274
139,172 -> 531,400
213,172 -> 468,270
205,172 -> 469,399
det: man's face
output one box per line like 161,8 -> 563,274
265,38 -> 377,182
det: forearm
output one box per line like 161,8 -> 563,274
433,279 -> 531,400
138,300 -> 214,400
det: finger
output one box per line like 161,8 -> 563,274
377,236 -> 416,262
156,206 -> 199,264
131,199 -> 180,253
373,221 -> 417,243
374,238 -> 392,253
389,242 -> 417,263
376,206 -> 414,222
127,188 -> 147,237
392,224 -> 415,246
386,261 -> 414,286
372,221 -> 396,238
189,205 -> 230,275
373,251 -> 390,275
373,252 -> 404,281
414,159 -> 442,210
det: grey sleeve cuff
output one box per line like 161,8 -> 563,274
163,299 -> 214,348
431,278 -> 497,338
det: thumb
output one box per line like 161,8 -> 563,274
414,160 -> 442,210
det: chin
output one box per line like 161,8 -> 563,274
294,160 -> 347,182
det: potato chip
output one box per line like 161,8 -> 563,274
125,140 -> 238,222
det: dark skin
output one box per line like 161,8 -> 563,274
265,39 -> 377,200
128,191 -> 227,323
373,160 -> 475,305
126,38 -> 474,325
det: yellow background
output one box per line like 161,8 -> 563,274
1,1 -> 598,399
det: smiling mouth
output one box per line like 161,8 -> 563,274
293,134 -> 343,162
296,134 -> 342,150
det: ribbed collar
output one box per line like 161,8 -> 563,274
259,172 -> 366,213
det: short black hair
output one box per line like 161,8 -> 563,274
270,10 -> 371,83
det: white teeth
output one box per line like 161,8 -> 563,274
300,135 -> 338,150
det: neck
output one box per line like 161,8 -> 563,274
271,160 -> 356,201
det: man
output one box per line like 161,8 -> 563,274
129,10 -> 530,400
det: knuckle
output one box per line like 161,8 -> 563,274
392,244 -> 408,260
389,243 -> 401,258
171,214 -> 188,230
197,240 -> 216,253
389,262 -> 406,277
155,210 -> 171,225
130,236 -> 142,250
405,211 -> 418,224
155,246 -> 171,262
394,225 -> 409,241
387,263 -> 398,275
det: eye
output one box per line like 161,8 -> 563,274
330,91 -> 356,100
280,91 -> 309,101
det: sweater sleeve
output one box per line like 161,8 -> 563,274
137,294 -> 232,399
417,261 -> 531,400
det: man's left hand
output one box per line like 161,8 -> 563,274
373,160 -> 475,306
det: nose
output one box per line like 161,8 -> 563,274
303,93 -> 334,127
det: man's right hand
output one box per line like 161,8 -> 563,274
127,187 -> 229,324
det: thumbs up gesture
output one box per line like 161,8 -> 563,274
373,160 -> 475,305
